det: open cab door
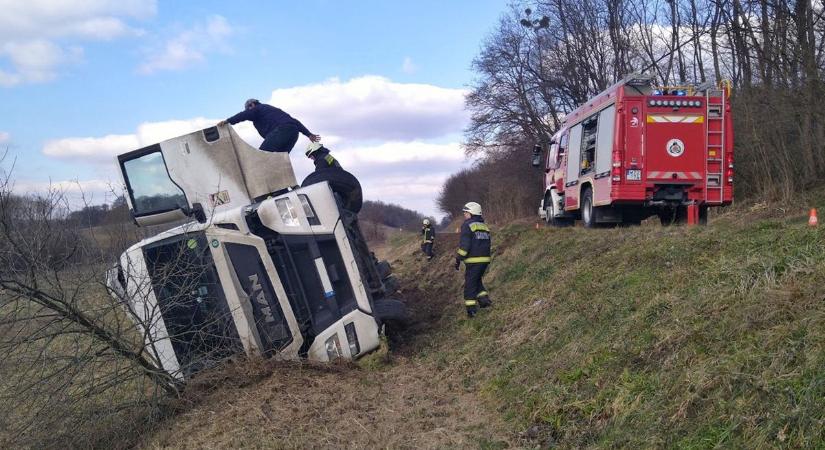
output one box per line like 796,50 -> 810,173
117,125 -> 297,227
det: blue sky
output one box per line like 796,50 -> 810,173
0,0 -> 507,217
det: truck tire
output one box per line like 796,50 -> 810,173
375,260 -> 392,279
373,298 -> 410,326
581,187 -> 596,228
659,206 -> 688,226
301,169 -> 363,213
382,275 -> 400,294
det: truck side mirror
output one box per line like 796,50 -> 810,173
531,144 -> 543,168
183,202 -> 207,224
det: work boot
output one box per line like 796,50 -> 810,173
466,308 -> 477,318
479,297 -> 492,308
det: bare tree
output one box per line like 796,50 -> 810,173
0,157 -> 243,447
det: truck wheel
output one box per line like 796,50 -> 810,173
658,208 -> 675,226
382,275 -> 400,294
543,195 -> 553,225
581,188 -> 596,228
699,206 -> 709,225
373,298 -> 410,326
301,169 -> 363,213
375,260 -> 392,279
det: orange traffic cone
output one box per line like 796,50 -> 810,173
809,208 -> 819,227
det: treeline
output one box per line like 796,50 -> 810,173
359,200 -> 430,231
439,0 -> 825,219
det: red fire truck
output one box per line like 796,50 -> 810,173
532,73 -> 733,227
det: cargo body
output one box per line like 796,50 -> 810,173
535,74 -> 733,226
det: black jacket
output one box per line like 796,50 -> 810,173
227,104 -> 312,138
456,215 -> 491,264
312,148 -> 342,171
422,225 -> 435,243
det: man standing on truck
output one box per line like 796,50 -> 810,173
421,218 -> 435,261
218,99 -> 320,152
454,202 -> 492,318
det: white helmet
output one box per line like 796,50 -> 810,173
462,202 -> 482,216
423,218 -> 430,226
305,142 -> 324,158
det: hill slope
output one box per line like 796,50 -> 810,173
144,204 -> 825,449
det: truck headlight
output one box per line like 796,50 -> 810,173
325,334 -> 343,360
275,198 -> 299,227
344,322 -> 360,356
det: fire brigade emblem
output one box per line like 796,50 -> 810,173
666,139 -> 685,157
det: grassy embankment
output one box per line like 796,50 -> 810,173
142,198 -> 824,448
395,200 -> 825,448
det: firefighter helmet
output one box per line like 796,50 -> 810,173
423,218 -> 430,226
462,202 -> 482,216
305,142 -> 325,158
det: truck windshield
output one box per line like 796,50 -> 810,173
121,147 -> 187,216
143,232 -> 242,377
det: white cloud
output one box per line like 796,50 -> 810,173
0,40 -> 83,86
268,76 -> 469,141
0,0 -> 154,86
138,15 -> 233,74
42,117 -> 259,163
41,76 -> 471,216
401,56 -> 417,74
0,131 -> 9,143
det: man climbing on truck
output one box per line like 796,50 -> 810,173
454,202 -> 492,318
218,98 -> 320,152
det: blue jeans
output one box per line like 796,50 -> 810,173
260,123 -> 299,152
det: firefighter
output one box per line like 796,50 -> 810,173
305,142 -> 342,170
301,143 -> 362,213
421,218 -> 435,260
454,202 -> 491,317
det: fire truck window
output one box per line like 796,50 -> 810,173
547,143 -> 560,170
580,116 -> 598,175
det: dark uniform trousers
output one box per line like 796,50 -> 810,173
464,263 -> 491,313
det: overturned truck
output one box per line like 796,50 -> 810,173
106,125 -> 405,380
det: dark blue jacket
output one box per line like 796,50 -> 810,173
457,215 -> 491,264
227,104 -> 312,138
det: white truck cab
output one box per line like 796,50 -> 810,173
108,125 -> 402,380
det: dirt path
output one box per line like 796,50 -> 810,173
144,244 -> 514,449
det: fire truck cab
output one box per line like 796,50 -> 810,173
533,73 -> 733,226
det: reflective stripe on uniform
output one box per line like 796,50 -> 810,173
324,154 -> 336,166
457,248 -> 468,256
464,299 -> 478,306
465,256 -> 491,264
469,222 -> 490,232
478,290 -> 488,297
423,240 -> 433,243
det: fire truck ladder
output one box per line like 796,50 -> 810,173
704,87 -> 726,204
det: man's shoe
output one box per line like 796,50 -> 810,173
466,309 -> 477,318
479,298 -> 492,308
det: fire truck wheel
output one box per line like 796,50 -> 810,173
658,206 -> 688,226
699,206 -> 709,225
581,187 -> 596,228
